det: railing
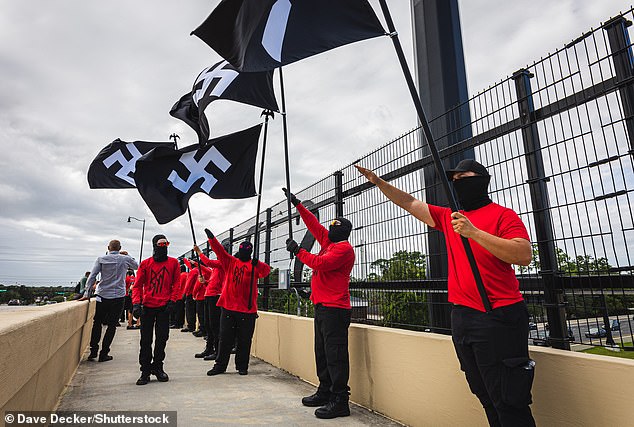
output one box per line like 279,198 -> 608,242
184,8 -> 634,349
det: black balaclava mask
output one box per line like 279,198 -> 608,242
152,234 -> 168,262
328,217 -> 353,242
452,176 -> 493,211
237,241 -> 253,262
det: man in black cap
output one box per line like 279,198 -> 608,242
356,160 -> 535,427
132,235 -> 181,385
283,188 -> 356,420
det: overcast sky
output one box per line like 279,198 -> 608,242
0,0 -> 629,286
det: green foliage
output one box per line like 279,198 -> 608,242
370,291 -> 428,328
518,246 -> 613,275
370,250 -> 427,281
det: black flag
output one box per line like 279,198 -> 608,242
170,60 -> 278,144
87,139 -> 174,188
134,124 -> 263,224
192,0 -> 385,72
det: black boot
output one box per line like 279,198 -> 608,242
314,395 -> 350,419
302,392 -> 330,407
136,372 -> 150,386
98,354 -> 113,362
207,365 -> 226,376
87,349 -> 98,361
151,368 -> 169,382
203,353 -> 217,361
195,349 -> 210,358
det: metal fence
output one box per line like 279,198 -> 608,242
185,9 -> 634,350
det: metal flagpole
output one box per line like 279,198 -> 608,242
248,110 -> 274,310
376,0 -> 492,312
278,67 -> 294,259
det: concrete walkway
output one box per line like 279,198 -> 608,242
57,326 -> 401,426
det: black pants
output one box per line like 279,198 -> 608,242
204,295 -> 221,354
214,308 -> 256,372
314,305 -> 351,399
172,298 -> 185,328
185,295 -> 196,330
139,306 -> 170,373
452,302 -> 536,427
195,300 -> 206,333
90,297 -> 124,357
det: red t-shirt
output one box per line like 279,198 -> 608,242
428,203 -> 530,312
132,257 -> 181,308
296,203 -> 355,309
125,275 -> 135,295
209,236 -> 271,313
188,264 -> 211,301
199,253 -> 224,297
179,272 -> 188,299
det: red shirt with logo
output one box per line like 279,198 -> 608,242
209,236 -> 271,313
132,257 -> 181,308
428,202 -> 530,312
296,203 -> 355,310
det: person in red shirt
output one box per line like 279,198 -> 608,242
124,270 -> 137,329
185,258 -> 211,337
356,160 -> 535,427
193,244 -> 227,361
181,258 -> 199,333
204,229 -> 271,376
169,263 -> 188,330
132,235 -> 181,386
283,188 -> 355,420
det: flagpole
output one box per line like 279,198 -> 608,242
248,110 -> 273,310
376,0 -> 492,312
278,67 -> 294,259
170,133 -> 204,278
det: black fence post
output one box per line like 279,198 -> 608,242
262,208 -> 272,310
334,170 -> 344,217
603,16 -> 634,152
512,68 -> 570,350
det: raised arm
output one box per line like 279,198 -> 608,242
193,245 -> 223,269
355,165 -> 435,228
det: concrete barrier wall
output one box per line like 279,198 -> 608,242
252,312 -> 634,427
0,301 -> 95,414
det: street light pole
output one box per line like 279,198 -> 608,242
127,216 -> 146,261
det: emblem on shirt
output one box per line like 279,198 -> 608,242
149,267 -> 169,295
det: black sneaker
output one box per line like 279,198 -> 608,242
195,350 -> 210,358
314,400 -> 350,419
207,365 -> 226,376
203,353 -> 217,361
193,330 -> 206,337
87,350 -> 98,361
136,373 -> 150,386
302,392 -> 330,407
98,354 -> 113,362
238,369 -> 248,376
151,369 -> 169,382
180,327 -> 192,332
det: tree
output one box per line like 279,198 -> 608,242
370,250 -> 426,281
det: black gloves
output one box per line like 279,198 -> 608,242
132,304 -> 142,319
166,300 -> 174,314
286,238 -> 300,255
282,188 -> 300,207
251,257 -> 258,266
205,228 -> 214,239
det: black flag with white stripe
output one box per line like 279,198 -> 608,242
170,60 -> 278,144
87,139 -> 174,188
192,0 -> 385,72
134,124 -> 262,224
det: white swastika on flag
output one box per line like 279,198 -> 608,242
193,61 -> 239,106
262,0 -> 291,61
168,146 -> 232,194
102,143 -> 143,185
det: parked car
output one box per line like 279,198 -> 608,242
585,328 -> 607,338
611,319 -> 620,331
7,299 -> 21,306
528,322 -> 537,331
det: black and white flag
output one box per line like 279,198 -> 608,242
192,0 -> 385,72
170,60 -> 278,144
134,124 -> 262,224
87,139 -> 174,189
